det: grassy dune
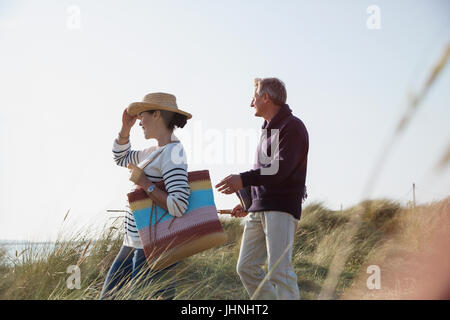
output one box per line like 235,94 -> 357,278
0,197 -> 448,300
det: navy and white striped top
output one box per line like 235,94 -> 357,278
112,138 -> 190,248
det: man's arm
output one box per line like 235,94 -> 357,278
240,124 -> 308,187
236,186 -> 252,211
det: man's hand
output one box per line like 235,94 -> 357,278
215,174 -> 243,194
231,204 -> 248,218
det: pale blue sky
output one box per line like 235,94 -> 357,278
0,0 -> 449,241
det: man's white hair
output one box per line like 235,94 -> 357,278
254,77 -> 287,106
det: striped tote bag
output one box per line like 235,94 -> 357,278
127,170 -> 227,270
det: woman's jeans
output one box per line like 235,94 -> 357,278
100,245 -> 177,300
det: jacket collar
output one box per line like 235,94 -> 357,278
262,104 -> 292,130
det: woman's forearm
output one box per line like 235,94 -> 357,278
141,180 -> 169,211
148,187 -> 169,211
117,127 -> 131,145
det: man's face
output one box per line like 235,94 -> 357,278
251,89 -> 266,118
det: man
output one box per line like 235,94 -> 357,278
215,77 -> 309,300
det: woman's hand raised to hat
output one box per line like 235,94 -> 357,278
121,108 -> 138,131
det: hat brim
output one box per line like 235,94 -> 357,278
127,102 -> 192,119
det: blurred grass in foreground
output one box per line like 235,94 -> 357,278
0,196 -> 448,300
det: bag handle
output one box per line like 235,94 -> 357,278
142,141 -> 180,245
139,141 -> 180,170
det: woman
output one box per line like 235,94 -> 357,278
100,92 -> 192,300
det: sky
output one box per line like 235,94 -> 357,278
0,0 -> 449,241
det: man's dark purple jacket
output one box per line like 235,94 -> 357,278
237,104 -> 309,220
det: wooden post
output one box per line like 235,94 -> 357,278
413,183 -> 416,208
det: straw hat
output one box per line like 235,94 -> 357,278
127,92 -> 192,119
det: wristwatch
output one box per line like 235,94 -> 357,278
147,184 -> 156,194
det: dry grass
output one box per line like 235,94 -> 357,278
0,197 -> 448,300
342,198 -> 450,299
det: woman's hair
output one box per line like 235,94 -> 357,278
146,110 -> 187,130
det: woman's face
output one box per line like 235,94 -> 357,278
138,111 -> 158,139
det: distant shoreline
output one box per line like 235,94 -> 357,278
0,240 -> 56,245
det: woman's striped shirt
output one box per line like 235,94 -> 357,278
112,138 -> 190,249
